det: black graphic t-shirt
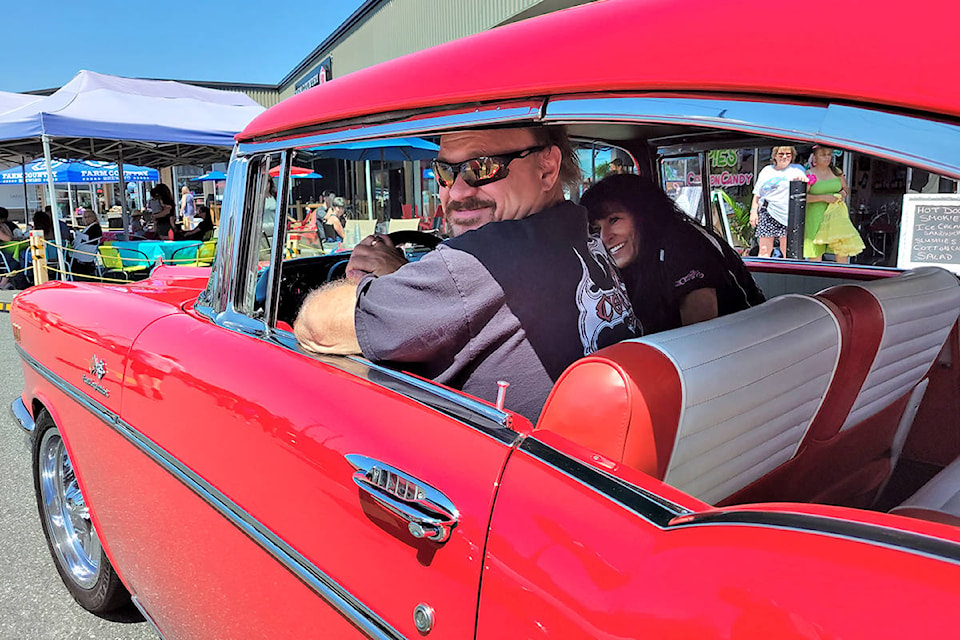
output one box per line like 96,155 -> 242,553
355,201 -> 638,423
624,218 -> 765,333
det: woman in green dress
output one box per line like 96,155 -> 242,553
805,145 -> 864,262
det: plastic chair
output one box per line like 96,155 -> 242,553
97,245 -> 151,281
170,240 -> 217,267
387,219 -> 422,234
169,243 -> 203,266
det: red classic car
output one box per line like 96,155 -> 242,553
11,0 -> 960,637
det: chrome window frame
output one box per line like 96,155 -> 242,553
543,93 -> 960,179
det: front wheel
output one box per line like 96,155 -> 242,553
33,411 -> 130,613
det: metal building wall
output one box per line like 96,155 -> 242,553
241,88 -> 281,108
279,0 -> 588,100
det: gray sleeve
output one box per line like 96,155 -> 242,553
354,246 -> 502,365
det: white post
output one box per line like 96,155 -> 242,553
67,184 -> 76,225
117,148 -> 129,239
41,135 -> 69,280
365,160 -> 374,221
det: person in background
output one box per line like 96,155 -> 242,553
609,158 -> 625,175
180,186 -> 196,230
70,207 -> 103,279
805,145 -> 864,262
148,184 -> 179,240
750,146 -> 807,258
0,207 -> 21,238
321,196 -> 347,242
183,204 -> 214,241
295,125 -> 638,422
581,174 -> 765,333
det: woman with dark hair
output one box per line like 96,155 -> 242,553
183,204 -> 215,241
147,184 -> 179,240
580,173 -> 764,334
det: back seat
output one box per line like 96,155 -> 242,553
725,267 -> 960,507
536,294 -> 842,505
536,267 -> 960,507
890,456 -> 960,526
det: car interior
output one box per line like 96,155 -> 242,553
242,111 -> 960,527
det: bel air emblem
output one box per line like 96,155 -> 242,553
83,355 -> 109,397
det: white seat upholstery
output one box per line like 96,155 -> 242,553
891,456 -> 960,527
840,267 -> 960,432
650,295 -> 841,504
537,294 -> 841,505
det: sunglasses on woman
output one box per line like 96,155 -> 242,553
432,145 -> 546,188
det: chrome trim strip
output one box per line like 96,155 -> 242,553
349,356 -> 515,431
519,438 -> 689,528
669,510 -> 960,567
129,595 -> 166,640
16,346 -> 405,640
237,103 -> 544,155
546,95 -> 827,142
11,396 -> 34,433
545,95 -> 960,179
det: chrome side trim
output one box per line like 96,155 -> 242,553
519,438 -> 689,528
266,331 -> 519,444
522,436 -> 960,566
669,510 -> 960,567
545,94 -> 960,179
16,346 -> 405,640
237,102 -> 544,155
11,396 -> 34,433
130,595 -> 166,640
349,356 -> 515,432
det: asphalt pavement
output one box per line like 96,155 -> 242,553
0,296 -> 157,639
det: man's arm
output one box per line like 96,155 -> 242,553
294,281 -> 362,354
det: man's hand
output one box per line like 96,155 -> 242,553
294,281 -> 362,355
345,234 -> 407,283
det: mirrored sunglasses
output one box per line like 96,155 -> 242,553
432,145 -> 546,188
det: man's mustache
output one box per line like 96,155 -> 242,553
445,197 -> 495,213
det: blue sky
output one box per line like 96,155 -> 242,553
1,0 -> 365,92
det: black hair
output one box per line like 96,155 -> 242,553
0,207 -> 8,219
580,173 -> 720,332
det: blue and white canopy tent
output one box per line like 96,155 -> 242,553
0,159 -> 159,185
0,70 -> 264,269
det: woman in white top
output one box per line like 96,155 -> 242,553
749,146 -> 808,258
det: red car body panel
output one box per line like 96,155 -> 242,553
240,0 -> 960,142
480,441 -> 960,638
13,1 -> 960,638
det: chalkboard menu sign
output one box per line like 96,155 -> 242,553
897,194 -> 960,274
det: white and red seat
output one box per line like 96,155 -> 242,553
536,294 -> 842,505
536,267 -> 960,507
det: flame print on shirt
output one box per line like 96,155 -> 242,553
574,235 -> 639,354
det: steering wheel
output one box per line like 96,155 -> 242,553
387,230 -> 443,250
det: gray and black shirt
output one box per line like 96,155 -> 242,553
355,200 -> 638,422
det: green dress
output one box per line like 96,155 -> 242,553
804,175 -> 841,258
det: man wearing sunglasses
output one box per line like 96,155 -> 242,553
295,125 -> 637,422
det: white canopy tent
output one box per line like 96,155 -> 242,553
0,70 -> 264,271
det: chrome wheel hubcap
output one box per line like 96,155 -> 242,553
39,429 -> 101,589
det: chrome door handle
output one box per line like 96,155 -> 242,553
346,454 -> 460,543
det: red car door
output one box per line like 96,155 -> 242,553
103,310 -> 516,638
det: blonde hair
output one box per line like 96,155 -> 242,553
770,146 -> 798,163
